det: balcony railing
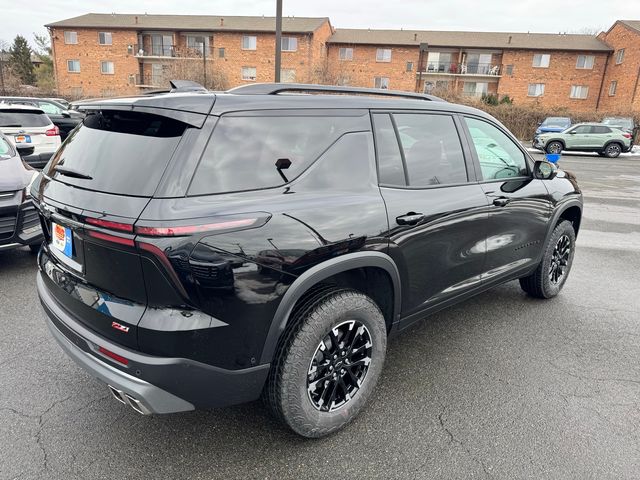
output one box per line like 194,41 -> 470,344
133,44 -> 214,58
419,62 -> 501,76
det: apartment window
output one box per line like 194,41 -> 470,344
609,81 -> 617,96
505,64 -> 514,76
67,59 -> 80,72
241,66 -> 257,81
98,32 -> 112,45
532,53 -> 550,68
337,75 -> 350,86
570,85 -> 589,99
242,35 -> 257,50
406,61 -> 414,72
527,83 -> 545,97
576,55 -> 594,69
374,77 -> 389,89
281,37 -> 298,52
339,47 -> 353,60
463,82 -> 488,96
100,61 -> 114,74
616,49 -> 625,64
376,48 -> 392,62
218,48 -> 225,58
280,69 -> 296,83
64,31 -> 78,44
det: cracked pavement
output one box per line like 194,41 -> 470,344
1,152 -> 639,479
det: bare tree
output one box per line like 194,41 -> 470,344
166,58 -> 228,90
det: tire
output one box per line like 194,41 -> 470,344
28,243 -> 40,254
264,288 -> 387,438
545,141 -> 563,155
519,220 -> 576,299
604,142 -> 622,158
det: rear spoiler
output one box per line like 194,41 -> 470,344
77,93 -> 216,128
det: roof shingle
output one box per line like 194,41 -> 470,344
46,13 -> 329,33
328,28 -> 611,52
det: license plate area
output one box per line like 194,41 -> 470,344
15,135 -> 32,143
50,221 -> 83,272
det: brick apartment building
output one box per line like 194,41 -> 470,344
45,13 -> 640,112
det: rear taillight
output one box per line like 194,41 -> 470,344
45,126 -> 60,136
86,217 -> 134,232
134,218 -> 258,237
87,230 -> 135,247
623,133 -> 632,139
98,346 -> 129,366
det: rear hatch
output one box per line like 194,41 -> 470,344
0,107 -> 59,153
35,106 -> 205,348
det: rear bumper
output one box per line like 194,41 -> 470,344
37,272 -> 270,413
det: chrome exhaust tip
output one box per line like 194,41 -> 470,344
107,385 -> 151,415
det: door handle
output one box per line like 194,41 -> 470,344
492,197 -> 510,207
396,213 -> 425,225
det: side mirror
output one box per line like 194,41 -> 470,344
16,144 -> 35,157
533,160 -> 557,180
568,130 -> 576,134
537,122 -> 542,126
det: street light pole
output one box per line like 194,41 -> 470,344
274,0 -> 282,82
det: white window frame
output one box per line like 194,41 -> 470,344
374,77 -> 389,89
280,68 -> 296,83
576,55 -> 594,69
98,32 -> 112,45
463,81 -> 489,96
100,60 -> 114,75
616,49 -> 625,64
281,37 -> 298,52
339,47 -> 353,60
532,53 -> 550,68
570,85 -> 589,99
241,66 -> 257,81
64,31 -> 78,44
66,59 -> 80,73
609,80 -> 617,96
527,83 -> 545,97
376,48 -> 392,63
242,35 -> 257,50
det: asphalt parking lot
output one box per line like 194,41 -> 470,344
1,151 -> 639,480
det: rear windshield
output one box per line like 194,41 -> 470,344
188,114 -> 366,195
45,110 -> 187,196
602,118 -> 633,128
0,110 -> 50,127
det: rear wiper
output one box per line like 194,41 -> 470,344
54,165 -> 93,180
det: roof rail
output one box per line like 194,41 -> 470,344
227,83 -> 442,101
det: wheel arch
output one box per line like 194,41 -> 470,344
546,200 -> 583,244
546,138 -> 566,150
259,251 -> 402,364
603,140 -> 623,151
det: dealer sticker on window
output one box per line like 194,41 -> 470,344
52,222 -> 73,258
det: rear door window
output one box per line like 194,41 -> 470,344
44,110 -> 187,196
0,110 -> 50,127
372,113 -> 406,186
188,113 -> 367,195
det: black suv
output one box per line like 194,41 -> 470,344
33,83 -> 582,438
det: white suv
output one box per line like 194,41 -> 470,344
0,104 -> 61,168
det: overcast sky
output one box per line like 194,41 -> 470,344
2,0 -> 639,50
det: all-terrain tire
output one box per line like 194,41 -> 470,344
519,220 -> 576,299
264,288 -> 387,438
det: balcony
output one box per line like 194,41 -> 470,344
133,44 -> 214,59
418,62 -> 501,76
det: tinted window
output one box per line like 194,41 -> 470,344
189,114 -> 365,195
571,125 -> 592,134
464,117 -> 528,180
372,114 -> 406,186
44,111 -> 186,196
592,126 -> 611,134
38,101 -> 63,115
0,110 -> 50,127
393,114 -> 467,187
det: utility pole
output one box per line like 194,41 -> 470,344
202,40 -> 207,88
274,0 -> 282,82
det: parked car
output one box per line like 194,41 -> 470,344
0,132 -> 43,253
533,122 -> 632,158
0,104 -> 61,168
601,116 -> 636,140
33,83 -> 582,438
0,96 -> 83,140
535,116 -> 572,136
44,97 -> 71,110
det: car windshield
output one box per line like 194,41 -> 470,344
602,118 -> 634,129
542,117 -> 570,127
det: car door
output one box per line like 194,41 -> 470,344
590,125 -> 613,148
565,125 -> 593,149
373,112 -> 490,320
460,115 -> 552,284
